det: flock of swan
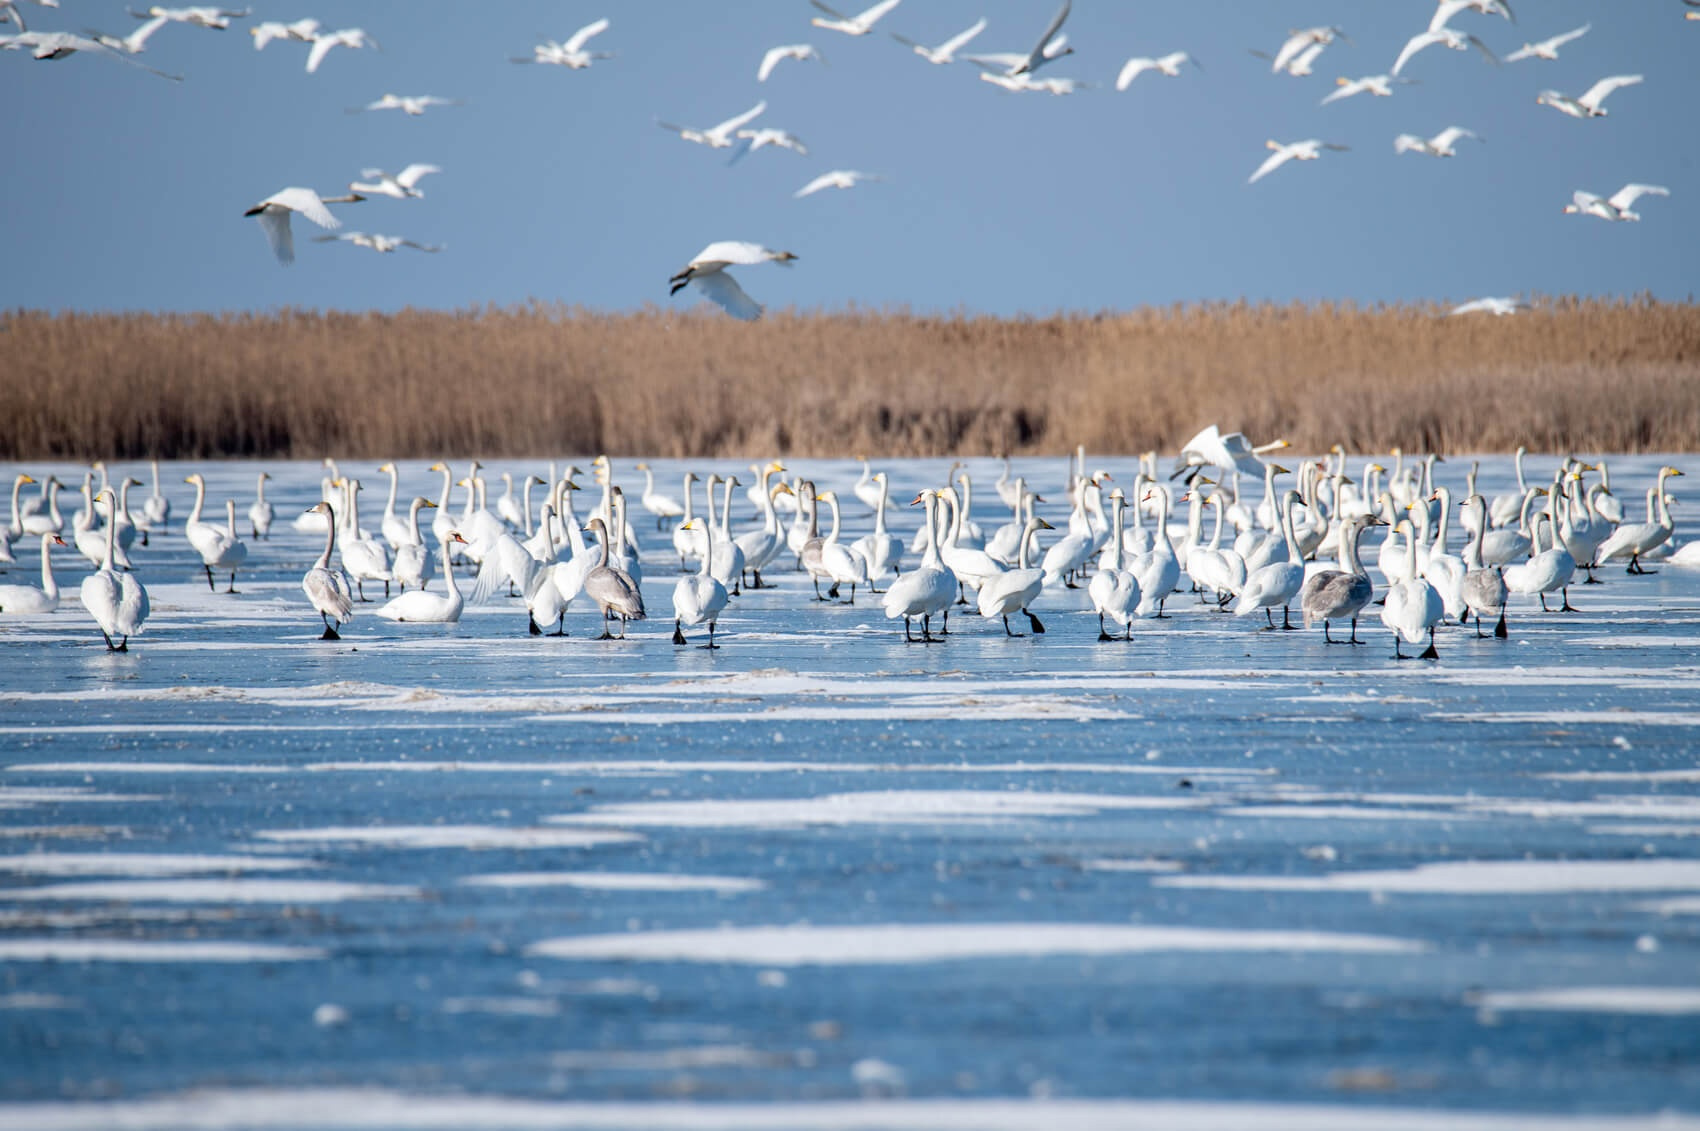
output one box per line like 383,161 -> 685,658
9,3 -> 1681,320
0,436 -> 1690,658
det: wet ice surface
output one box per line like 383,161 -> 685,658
2,455 -> 1699,1127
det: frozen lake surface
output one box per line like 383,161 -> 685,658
2,454 -> 1699,1129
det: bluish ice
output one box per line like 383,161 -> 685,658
1,454 -> 1698,1130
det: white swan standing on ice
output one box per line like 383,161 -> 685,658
1595,466 -> 1683,573
882,490 -> 956,642
668,241 -> 797,321
301,501 -> 355,640
672,518 -> 729,648
80,489 -> 148,652
977,516 -> 1051,636
248,472 -> 273,539
0,533 -> 66,615
1381,517 -> 1444,660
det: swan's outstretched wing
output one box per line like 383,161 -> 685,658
1431,126 -> 1479,150
1391,30 -> 1439,75
1015,0 -> 1069,73
563,17 -> 608,54
395,163 -> 440,189
935,17 -> 986,58
691,272 -> 763,321
268,187 -> 340,230
712,99 -> 766,134
254,209 -> 294,264
1115,57 -> 1155,90
304,33 -> 336,72
808,0 -> 847,20
1247,146 -> 1292,184
1580,73 -> 1641,110
1608,183 -> 1669,211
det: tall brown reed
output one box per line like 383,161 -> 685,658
4,299 -> 1697,461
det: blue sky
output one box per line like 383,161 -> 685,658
3,1 -> 1694,317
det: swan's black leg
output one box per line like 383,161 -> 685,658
530,616 -> 543,637
1323,620 -> 1336,644
1281,606 -> 1295,630
1098,611 -> 1113,642
673,619 -> 687,645
1026,610 -> 1045,635
549,613 -> 567,637
902,615 -> 917,643
1348,617 -> 1363,645
700,622 -> 719,650
1494,609 -> 1508,639
1559,587 -> 1579,613
1420,627 -> 1439,660
226,571 -> 239,594
204,565 -> 215,592
1002,614 -> 1023,638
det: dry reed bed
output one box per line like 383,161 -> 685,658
4,300 -> 1698,461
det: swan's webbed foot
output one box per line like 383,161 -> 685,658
672,620 -> 687,645
1026,611 -> 1045,634
529,617 -> 543,637
1559,590 -> 1580,613
1348,619 -> 1364,645
99,630 -> 116,652
1420,629 -> 1439,661
1322,622 -> 1337,644
1494,610 -> 1508,639
320,625 -> 340,641
116,637 -> 129,653
1392,636 -> 1408,660
1002,614 -> 1024,638
1280,607 -> 1297,631
595,630 -> 615,641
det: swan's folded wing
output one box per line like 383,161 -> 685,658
692,272 -> 763,321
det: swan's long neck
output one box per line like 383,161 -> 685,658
699,523 -> 715,579
226,499 -> 240,537
1150,489 -> 1172,552
101,495 -> 118,572
719,478 -> 736,540
117,479 -> 135,524
1206,494 -> 1225,551
7,477 -> 26,534
920,494 -> 944,570
1279,492 -> 1300,560
1339,521 -> 1366,576
1017,519 -> 1040,571
436,466 -> 453,510
1656,470 -> 1676,529
39,534 -> 59,598
873,477 -> 889,535
825,496 -> 841,543
681,476 -> 696,525
187,477 -> 206,526
406,500 -> 425,545
1104,498 -> 1126,570
1433,488 -> 1451,553
257,474 -> 269,505
1514,447 -> 1528,492
703,476 -> 720,532
382,467 -> 396,517
521,478 -> 536,537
